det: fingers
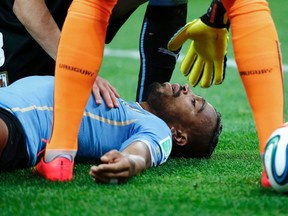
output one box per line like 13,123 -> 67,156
186,58 -> 225,88
199,61 -> 213,88
99,150 -> 121,163
89,150 -> 131,184
100,88 -> 120,108
169,18 -> 228,88
92,77 -> 120,108
187,57 -> 204,87
89,162 -> 130,184
92,85 -> 102,105
180,42 -> 197,76
213,59 -> 225,85
181,42 -> 222,88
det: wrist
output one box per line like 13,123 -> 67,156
127,154 -> 147,176
200,0 -> 230,29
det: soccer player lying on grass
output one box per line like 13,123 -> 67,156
0,76 -> 222,184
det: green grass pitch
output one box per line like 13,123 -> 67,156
1,0 -> 288,215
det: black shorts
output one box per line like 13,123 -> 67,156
0,108 -> 28,171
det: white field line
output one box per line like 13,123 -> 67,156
104,48 -> 288,72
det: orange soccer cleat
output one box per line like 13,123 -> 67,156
32,156 -> 74,182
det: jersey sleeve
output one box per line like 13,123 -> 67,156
119,133 -> 172,167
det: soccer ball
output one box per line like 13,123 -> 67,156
263,124 -> 288,193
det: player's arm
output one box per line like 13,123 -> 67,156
13,0 -> 120,107
13,0 -> 60,60
168,0 -> 229,88
89,141 -> 151,184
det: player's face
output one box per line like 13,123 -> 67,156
147,82 -> 217,129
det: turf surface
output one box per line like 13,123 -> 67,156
1,0 -> 288,215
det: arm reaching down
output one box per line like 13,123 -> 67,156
13,0 -> 60,60
13,0 -> 120,108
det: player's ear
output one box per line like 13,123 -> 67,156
171,127 -> 188,146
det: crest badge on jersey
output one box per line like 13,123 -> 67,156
159,136 -> 172,161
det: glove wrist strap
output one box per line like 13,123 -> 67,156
200,0 -> 230,29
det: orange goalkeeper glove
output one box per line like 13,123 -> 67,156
168,0 -> 229,88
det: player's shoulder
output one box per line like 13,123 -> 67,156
15,75 -> 53,83
7,76 -> 54,90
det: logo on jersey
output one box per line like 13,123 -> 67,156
159,136 -> 172,160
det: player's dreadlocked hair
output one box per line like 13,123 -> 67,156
170,109 -> 222,159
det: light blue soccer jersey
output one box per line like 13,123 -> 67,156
0,76 -> 172,167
